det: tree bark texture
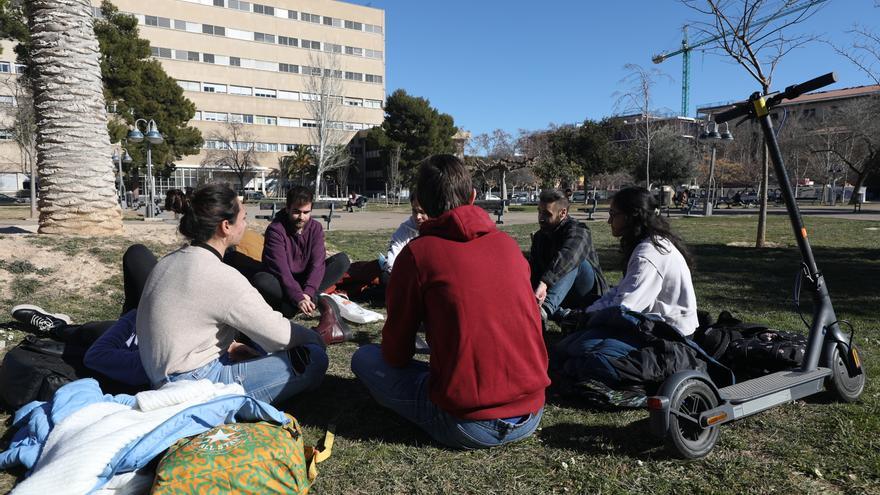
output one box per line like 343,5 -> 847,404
28,0 -> 123,235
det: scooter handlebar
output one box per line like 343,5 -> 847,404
780,72 -> 837,101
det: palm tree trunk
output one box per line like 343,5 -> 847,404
28,0 -> 123,235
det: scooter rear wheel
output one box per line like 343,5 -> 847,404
665,379 -> 720,459
826,345 -> 866,403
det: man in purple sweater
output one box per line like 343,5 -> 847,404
252,186 -> 352,345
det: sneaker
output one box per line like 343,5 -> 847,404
11,304 -> 72,335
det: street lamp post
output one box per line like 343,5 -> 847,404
698,120 -> 734,216
111,148 -> 132,209
127,119 -> 164,218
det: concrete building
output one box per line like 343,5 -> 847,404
0,0 -> 386,196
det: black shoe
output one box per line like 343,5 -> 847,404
558,309 -> 589,334
11,304 -> 72,335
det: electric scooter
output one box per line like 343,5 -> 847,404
647,73 -> 866,459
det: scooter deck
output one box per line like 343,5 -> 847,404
719,368 -> 830,404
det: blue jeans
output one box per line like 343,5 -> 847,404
552,326 -> 641,386
542,260 -> 596,319
351,344 -> 543,449
165,344 -> 328,405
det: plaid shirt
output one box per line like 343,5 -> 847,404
529,216 -> 606,293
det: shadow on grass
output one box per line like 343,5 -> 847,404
692,244 -> 880,320
281,374 -> 433,448
539,418 -> 663,458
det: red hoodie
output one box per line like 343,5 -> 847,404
382,205 -> 550,420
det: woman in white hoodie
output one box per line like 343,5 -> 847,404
552,186 -> 698,389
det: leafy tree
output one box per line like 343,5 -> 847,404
632,126 -> 697,186
95,2 -> 202,174
366,89 -> 456,181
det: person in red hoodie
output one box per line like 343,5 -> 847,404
351,154 -> 550,449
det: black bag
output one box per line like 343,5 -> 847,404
0,335 -> 84,411
694,311 -> 807,380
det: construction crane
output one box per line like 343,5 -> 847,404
652,0 -> 829,117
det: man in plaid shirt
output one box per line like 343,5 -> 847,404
530,189 -> 606,325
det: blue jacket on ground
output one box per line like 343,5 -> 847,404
83,310 -> 149,386
0,378 -> 289,493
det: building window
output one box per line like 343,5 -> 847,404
301,92 -> 320,101
213,0 -> 224,6
0,62 -> 11,73
345,71 -> 363,81
254,142 -> 277,152
145,16 -> 171,28
301,66 -> 321,76
344,20 -> 363,31
202,111 -> 229,122
202,82 -> 227,93
253,3 -> 273,15
278,36 -> 298,47
229,57 -> 241,67
177,80 -> 200,91
278,117 -> 300,127
365,49 -> 383,59
365,24 -> 383,34
364,99 -> 382,109
302,39 -> 320,50
365,74 -> 383,84
193,111 -> 201,120
151,47 -> 172,58
301,12 -> 320,23
254,88 -> 276,98
255,115 -> 276,125
254,32 -> 275,43
344,97 -> 363,107
344,122 -> 364,131
278,90 -> 299,101
230,113 -> 254,124
0,95 -> 15,106
174,19 -> 186,30
279,63 -> 298,73
229,85 -> 252,96
0,129 -> 14,140
202,53 -> 215,64
345,46 -> 363,57
323,43 -> 342,53
287,10 -> 297,20
228,0 -> 250,11
202,24 -> 225,36
323,16 -> 342,27
302,119 -> 318,128
188,51 -> 200,62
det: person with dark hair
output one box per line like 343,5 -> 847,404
530,189 -> 606,327
136,183 -> 328,405
164,189 -> 188,216
351,154 -> 550,449
252,185 -> 352,345
552,186 -> 698,390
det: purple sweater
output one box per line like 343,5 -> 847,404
262,211 -> 326,304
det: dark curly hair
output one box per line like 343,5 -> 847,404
612,186 -> 693,273
178,183 -> 240,243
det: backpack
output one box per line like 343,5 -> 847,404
694,311 -> 807,380
150,414 -> 333,495
0,335 -> 83,410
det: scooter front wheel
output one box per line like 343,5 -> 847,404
826,344 -> 866,403
665,379 -> 720,459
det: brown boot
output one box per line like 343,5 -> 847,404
313,294 -> 353,345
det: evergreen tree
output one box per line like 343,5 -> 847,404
366,89 -> 456,181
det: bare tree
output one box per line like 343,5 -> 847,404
3,75 -> 37,217
828,25 -> 880,85
466,129 -> 534,209
304,52 -> 352,198
683,0 -> 825,247
613,63 -> 673,189
201,121 -> 259,193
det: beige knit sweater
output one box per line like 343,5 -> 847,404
136,245 -> 293,385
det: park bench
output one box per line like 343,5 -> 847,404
576,197 -> 599,220
255,201 -> 282,220
256,201 -> 340,230
473,199 -> 508,224
794,194 -> 820,206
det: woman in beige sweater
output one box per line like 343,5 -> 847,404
136,184 -> 328,404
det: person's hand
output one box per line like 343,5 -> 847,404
535,281 -> 548,306
298,295 -> 316,316
227,341 -> 261,362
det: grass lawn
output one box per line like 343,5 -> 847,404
1,215 -> 879,493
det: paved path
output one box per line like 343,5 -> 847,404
1,202 -> 878,235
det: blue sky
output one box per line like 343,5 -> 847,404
356,0 -> 878,137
